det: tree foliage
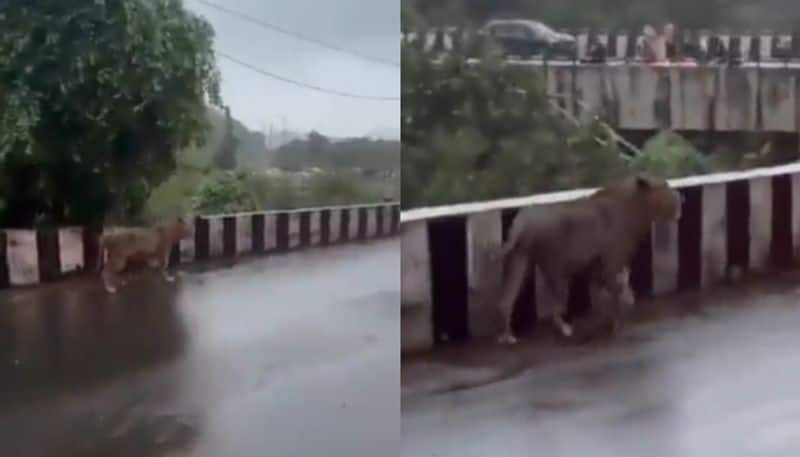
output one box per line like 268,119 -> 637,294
190,170 -> 388,215
213,105 -> 238,170
0,0 -> 221,227
630,131 -> 713,178
191,171 -> 255,215
402,41 -> 630,209
272,131 -> 400,172
401,40 -> 716,209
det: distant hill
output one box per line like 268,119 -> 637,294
177,106 -> 270,170
271,131 -> 400,172
365,125 -> 401,141
176,108 -> 398,173
266,129 -> 306,150
147,110 -> 398,220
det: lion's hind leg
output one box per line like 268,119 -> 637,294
496,253 -> 528,345
102,254 -> 127,294
609,268 -> 634,335
140,248 -> 176,284
543,271 -> 573,337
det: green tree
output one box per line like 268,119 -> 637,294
306,172 -> 372,206
401,37 -> 718,209
246,173 -> 302,210
0,0 -> 221,227
271,134 -> 399,172
213,105 -> 239,170
402,40 -> 632,209
192,171 -> 255,215
630,130 -> 713,178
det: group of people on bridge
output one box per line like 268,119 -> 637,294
585,23 -> 794,65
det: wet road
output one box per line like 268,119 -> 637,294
0,239 -> 399,457
402,273 -> 800,457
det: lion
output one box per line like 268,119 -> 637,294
589,266 -> 635,334
496,174 -> 682,344
96,218 -> 193,293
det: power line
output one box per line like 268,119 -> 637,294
191,0 -> 400,68
216,51 -> 399,101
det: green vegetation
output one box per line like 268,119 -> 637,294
630,131 -> 714,178
191,171 -> 252,214
0,1 -> 398,227
401,0 -> 800,209
178,169 -> 394,217
145,119 -> 399,219
272,131 -> 400,172
0,0 -> 221,227
213,106 -> 239,171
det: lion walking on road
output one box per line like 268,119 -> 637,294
496,174 -> 682,344
96,218 -> 193,293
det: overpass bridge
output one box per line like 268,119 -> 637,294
405,29 -> 800,136
0,204 -> 400,457
401,164 -> 800,456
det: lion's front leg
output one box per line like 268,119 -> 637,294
161,249 -> 176,283
599,266 -> 634,335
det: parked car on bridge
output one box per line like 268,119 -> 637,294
479,18 -> 576,59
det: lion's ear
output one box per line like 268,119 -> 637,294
635,174 -> 652,191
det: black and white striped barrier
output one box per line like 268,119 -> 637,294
0,203 -> 400,289
401,164 -> 800,354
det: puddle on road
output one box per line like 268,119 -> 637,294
50,410 -> 201,457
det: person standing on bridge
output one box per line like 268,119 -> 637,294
663,23 -> 676,60
638,24 -> 667,64
638,25 -> 658,63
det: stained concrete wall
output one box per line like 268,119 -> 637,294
539,63 -> 800,132
405,28 -> 800,132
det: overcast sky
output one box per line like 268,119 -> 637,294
184,0 -> 399,140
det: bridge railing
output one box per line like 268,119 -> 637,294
401,163 -> 800,354
0,202 -> 400,289
402,28 -> 800,63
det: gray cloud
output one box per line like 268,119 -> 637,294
185,0 -> 399,139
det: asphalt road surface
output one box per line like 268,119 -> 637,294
0,239 -> 399,457
402,272 -> 800,457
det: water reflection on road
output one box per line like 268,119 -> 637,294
0,239 -> 399,457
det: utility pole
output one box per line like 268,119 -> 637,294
268,122 -> 274,150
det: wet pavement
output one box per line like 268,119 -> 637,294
402,271 -> 800,457
0,239 -> 399,457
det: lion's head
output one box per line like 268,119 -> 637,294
632,174 -> 682,223
594,173 -> 682,223
162,217 -> 193,241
